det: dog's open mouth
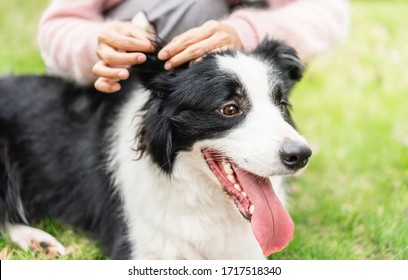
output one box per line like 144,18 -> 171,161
202,149 -> 294,256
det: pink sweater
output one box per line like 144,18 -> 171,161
38,0 -> 349,84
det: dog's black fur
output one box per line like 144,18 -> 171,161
0,76 -> 132,258
0,39 -> 303,259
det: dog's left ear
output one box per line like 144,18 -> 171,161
136,96 -> 176,173
253,39 -> 304,81
130,36 -> 189,92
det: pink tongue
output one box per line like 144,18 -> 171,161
234,167 -> 294,256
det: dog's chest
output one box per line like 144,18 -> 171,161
115,159 -> 262,259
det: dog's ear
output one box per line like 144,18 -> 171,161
253,39 -> 304,81
129,36 -> 167,88
129,37 -> 189,93
136,97 -> 176,173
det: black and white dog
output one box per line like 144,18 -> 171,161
0,39 -> 311,259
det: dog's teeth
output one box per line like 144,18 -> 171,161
249,205 -> 255,214
234,184 -> 242,191
241,191 -> 247,198
222,158 -> 228,166
223,163 -> 234,175
227,175 -> 236,183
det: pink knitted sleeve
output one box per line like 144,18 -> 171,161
38,0 -> 121,84
39,0 -> 349,84
223,0 -> 350,61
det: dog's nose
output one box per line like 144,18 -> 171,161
279,140 -> 312,170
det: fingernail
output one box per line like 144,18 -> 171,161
158,50 -> 168,60
164,62 -> 172,70
112,84 -> 121,92
137,55 -> 146,63
118,70 -> 128,79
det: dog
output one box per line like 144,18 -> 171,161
0,39 -> 311,259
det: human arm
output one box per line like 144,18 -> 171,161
223,0 -> 350,60
158,0 -> 349,69
37,0 -> 151,87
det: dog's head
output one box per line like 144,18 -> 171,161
132,39 -> 311,256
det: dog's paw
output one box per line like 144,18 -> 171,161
6,224 -> 66,257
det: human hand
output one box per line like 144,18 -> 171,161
157,20 -> 243,70
93,21 -> 155,93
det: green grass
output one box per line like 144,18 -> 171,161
0,0 -> 48,74
273,0 -> 408,259
1,0 -> 407,259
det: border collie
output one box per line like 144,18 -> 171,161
0,39 -> 311,259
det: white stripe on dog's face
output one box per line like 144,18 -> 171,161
198,53 -> 308,177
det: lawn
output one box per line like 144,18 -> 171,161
1,0 -> 407,259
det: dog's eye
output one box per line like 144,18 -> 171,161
220,104 -> 240,116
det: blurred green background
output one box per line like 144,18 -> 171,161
0,0 -> 407,259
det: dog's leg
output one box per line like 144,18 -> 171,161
5,224 -> 66,256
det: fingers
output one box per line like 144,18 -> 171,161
96,44 -> 147,66
92,60 -> 129,79
165,39 -> 232,70
158,20 -> 243,70
163,38 -> 212,70
93,20 -> 243,94
158,20 -> 216,61
93,21 -> 156,93
98,22 -> 155,53
93,60 -> 129,93
94,77 -> 122,94
93,49 -> 147,93
99,31 -> 153,53
97,22 -> 151,68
